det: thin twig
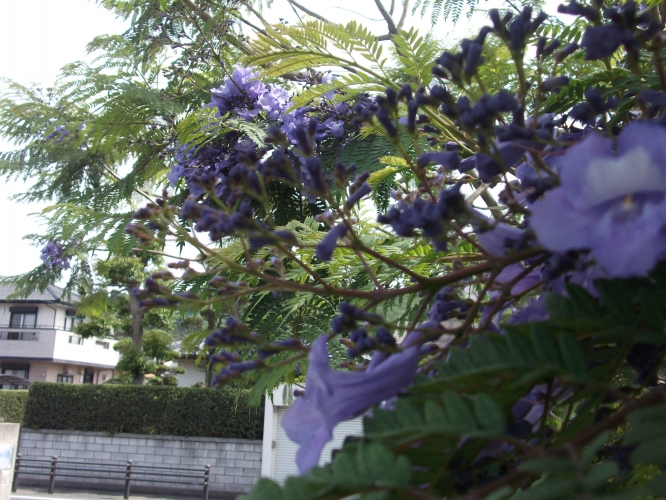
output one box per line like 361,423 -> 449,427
398,0 -> 411,30
286,0 -> 331,23
374,0 -> 399,33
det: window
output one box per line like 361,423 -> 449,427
68,335 -> 83,345
9,307 -> 37,328
57,374 -> 73,383
64,310 -> 77,331
1,364 -> 30,390
6,332 -> 20,340
95,340 -> 110,349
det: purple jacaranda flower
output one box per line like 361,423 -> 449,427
321,73 -> 337,100
480,264 -> 541,330
507,296 -> 548,324
475,221 -> 527,256
40,241 -> 70,270
530,122 -> 666,277
282,332 -> 422,474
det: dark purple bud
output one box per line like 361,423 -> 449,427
347,183 -> 372,208
581,25 -> 623,60
430,85 -> 453,104
540,76 -> 570,91
417,151 -> 460,170
301,157 -> 327,193
228,360 -> 263,374
463,41 -> 484,78
385,87 -> 398,107
265,125 -> 287,145
211,350 -> 241,363
475,26 -> 492,45
557,1 -> 599,21
542,39 -> 561,58
407,100 -> 418,133
398,84 -> 413,101
584,87 -> 604,113
375,107 -> 397,137
530,11 -> 548,32
294,125 -> 312,155
569,103 -> 596,125
316,224 -> 348,261
376,327 -> 396,346
168,260 -> 190,269
554,42 -> 579,62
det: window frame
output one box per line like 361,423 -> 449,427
9,307 -> 37,329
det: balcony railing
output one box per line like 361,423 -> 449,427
0,332 -> 39,341
0,324 -> 78,333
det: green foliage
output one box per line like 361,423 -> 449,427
0,391 -> 29,424
96,256 -> 148,287
23,383 -> 263,438
239,271 -> 666,500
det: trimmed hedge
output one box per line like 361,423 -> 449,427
0,390 -> 29,424
23,383 -> 263,439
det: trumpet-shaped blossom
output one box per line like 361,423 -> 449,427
530,122 -> 666,277
282,332 -> 422,474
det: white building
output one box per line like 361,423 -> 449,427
0,285 -> 119,388
169,340 -> 206,386
261,385 -> 363,483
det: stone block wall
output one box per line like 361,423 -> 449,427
16,428 -> 262,497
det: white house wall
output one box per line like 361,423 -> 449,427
261,385 -> 363,482
172,359 -> 206,386
52,331 -> 119,367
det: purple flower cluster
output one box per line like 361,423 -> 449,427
40,241 -> 70,270
209,66 -> 289,121
167,67 -> 351,203
377,184 -> 465,251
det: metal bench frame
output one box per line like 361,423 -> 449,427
12,454 -> 210,499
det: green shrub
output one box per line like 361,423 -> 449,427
0,391 -> 28,424
23,383 -> 263,439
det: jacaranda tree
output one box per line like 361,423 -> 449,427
6,0 -> 666,498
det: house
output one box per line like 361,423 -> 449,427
0,285 -> 119,388
169,340 -> 206,387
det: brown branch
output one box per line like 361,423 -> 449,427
180,0 -> 212,22
397,0 -> 411,30
374,0 -> 399,33
286,0 -> 331,23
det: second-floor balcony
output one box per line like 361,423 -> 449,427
0,328 -> 119,368
0,322 -> 81,333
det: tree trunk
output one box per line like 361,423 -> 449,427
204,308 -> 217,388
128,287 -> 145,385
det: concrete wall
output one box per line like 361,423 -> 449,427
17,429 -> 262,497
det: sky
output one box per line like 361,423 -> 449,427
0,1 -> 128,279
0,0 -> 567,281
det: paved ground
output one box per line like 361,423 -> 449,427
11,487 -> 204,500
